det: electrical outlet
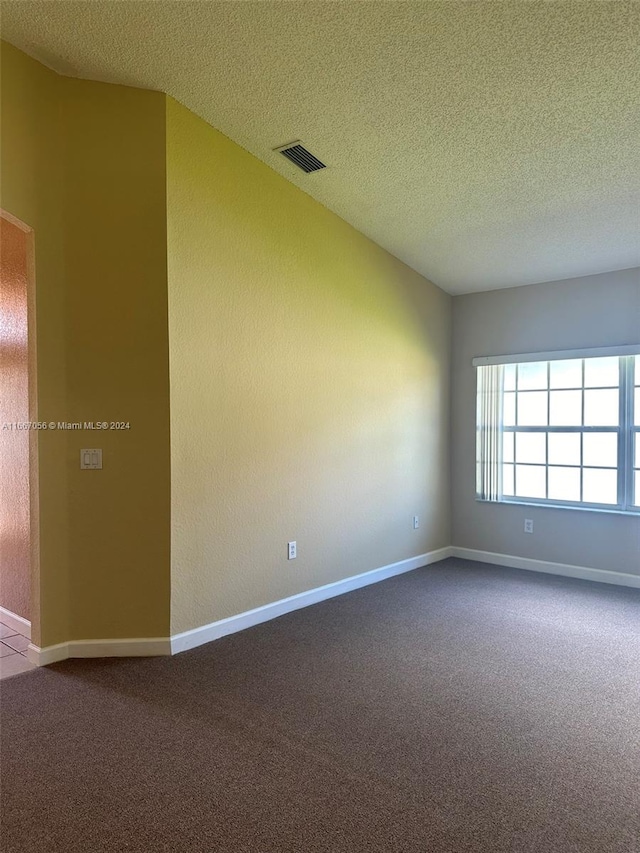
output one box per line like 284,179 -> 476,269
413,516 -> 420,529
524,519 -> 534,534
288,541 -> 297,560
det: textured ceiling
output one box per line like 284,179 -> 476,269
1,1 -> 639,294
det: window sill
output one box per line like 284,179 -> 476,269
475,497 -> 640,517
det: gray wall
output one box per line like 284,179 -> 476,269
451,267 -> 640,576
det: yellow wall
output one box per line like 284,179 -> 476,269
166,98 -> 451,634
1,43 -> 172,645
2,42 -> 451,648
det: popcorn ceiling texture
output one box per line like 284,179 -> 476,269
2,1 -> 638,294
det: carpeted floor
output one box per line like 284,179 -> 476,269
1,557 -> 639,852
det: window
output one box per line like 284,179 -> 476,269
475,349 -> 640,513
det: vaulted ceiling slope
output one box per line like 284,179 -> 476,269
1,1 -> 639,294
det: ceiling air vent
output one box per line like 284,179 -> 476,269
274,141 -> 326,173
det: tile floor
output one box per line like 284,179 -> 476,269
0,621 -> 36,680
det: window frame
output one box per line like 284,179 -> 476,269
474,350 -> 640,515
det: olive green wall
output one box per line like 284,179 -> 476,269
1,42 -> 68,646
1,43 -> 172,645
61,79 -> 171,641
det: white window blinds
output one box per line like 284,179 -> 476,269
476,364 -> 503,501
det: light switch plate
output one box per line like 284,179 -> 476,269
81,449 -> 102,470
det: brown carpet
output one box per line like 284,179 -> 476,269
1,557 -> 639,852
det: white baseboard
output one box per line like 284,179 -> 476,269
450,546 -> 640,589
21,545 -> 639,668
27,637 -> 171,667
0,606 -> 31,639
171,546 -> 453,655
25,549 -> 452,666
26,642 -> 67,666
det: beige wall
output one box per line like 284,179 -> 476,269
0,217 -> 31,620
166,98 -> 451,634
1,43 -> 172,645
451,267 -> 640,575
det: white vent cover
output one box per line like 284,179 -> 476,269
274,141 -> 326,173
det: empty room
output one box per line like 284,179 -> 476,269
0,2 -> 638,851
